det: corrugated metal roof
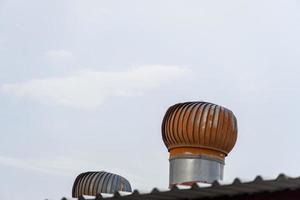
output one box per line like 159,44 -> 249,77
62,174 -> 300,200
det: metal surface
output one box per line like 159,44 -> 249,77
72,171 -> 132,197
161,101 -> 238,186
161,101 -> 238,159
169,155 -> 224,186
64,174 -> 300,200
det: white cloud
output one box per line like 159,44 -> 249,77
0,154 -> 159,189
0,154 -> 108,177
45,49 -> 74,63
0,155 -> 76,176
1,65 -> 189,109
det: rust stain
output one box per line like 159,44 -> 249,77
162,102 -> 238,160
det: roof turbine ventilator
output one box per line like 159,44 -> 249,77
72,171 -> 132,197
162,101 -> 238,187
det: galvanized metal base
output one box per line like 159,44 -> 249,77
169,155 -> 224,186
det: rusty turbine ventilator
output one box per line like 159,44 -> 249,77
161,102 -> 238,186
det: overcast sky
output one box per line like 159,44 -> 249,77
1,0 -> 300,199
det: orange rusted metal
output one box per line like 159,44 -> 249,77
162,101 -> 238,158
169,147 -> 226,160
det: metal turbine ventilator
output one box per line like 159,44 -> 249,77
72,171 -> 132,197
161,102 -> 238,187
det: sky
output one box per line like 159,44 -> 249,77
0,0 -> 300,199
